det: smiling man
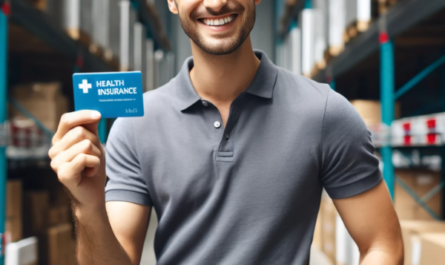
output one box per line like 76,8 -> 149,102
48,0 -> 403,264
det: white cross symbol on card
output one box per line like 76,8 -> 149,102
79,79 -> 92,94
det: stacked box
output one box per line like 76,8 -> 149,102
395,169 -> 442,220
418,233 -> 445,265
23,191 -> 50,237
9,82 -> 68,132
41,223 -> 77,265
120,0 -> 137,71
400,221 -> 445,265
63,0 -> 93,45
300,9 -> 315,77
6,180 -> 23,243
350,100 -> 382,126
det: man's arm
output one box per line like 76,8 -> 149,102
333,181 -> 404,265
106,202 -> 151,264
49,110 -> 150,264
74,202 -> 149,265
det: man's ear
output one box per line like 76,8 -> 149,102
167,0 -> 179,14
255,0 -> 261,5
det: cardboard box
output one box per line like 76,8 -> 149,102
23,191 -> 49,237
400,221 -> 445,265
6,216 -> 23,243
395,169 -> 442,220
41,223 -> 77,265
350,100 -> 401,126
321,197 -> 337,264
350,100 -> 381,126
48,204 -> 71,226
10,82 -> 68,132
418,233 -> 445,265
7,180 -> 22,218
6,180 -> 23,242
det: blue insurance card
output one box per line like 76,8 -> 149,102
73,71 -> 144,118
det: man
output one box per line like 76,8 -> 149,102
48,0 -> 403,264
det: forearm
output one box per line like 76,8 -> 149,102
360,247 -> 403,265
74,206 -> 132,265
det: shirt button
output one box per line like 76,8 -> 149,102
214,121 -> 221,128
225,133 -> 230,140
202,101 -> 208,107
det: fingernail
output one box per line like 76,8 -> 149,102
91,111 -> 101,119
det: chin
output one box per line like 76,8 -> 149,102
196,34 -> 246,55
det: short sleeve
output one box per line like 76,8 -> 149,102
320,90 -> 382,199
105,118 -> 152,207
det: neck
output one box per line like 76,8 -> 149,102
189,37 -> 261,105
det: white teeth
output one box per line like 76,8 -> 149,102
202,15 -> 234,26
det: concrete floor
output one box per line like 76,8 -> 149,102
140,211 -> 332,265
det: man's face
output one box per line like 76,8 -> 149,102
168,0 -> 259,55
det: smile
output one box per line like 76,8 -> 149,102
199,14 -> 237,26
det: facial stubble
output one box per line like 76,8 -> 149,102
177,1 -> 256,56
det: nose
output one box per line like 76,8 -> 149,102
203,0 -> 228,13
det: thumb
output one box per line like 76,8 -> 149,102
82,111 -> 102,136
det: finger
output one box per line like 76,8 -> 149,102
53,110 -> 101,145
57,154 -> 101,187
51,139 -> 102,172
84,166 -> 99,178
49,126 -> 101,159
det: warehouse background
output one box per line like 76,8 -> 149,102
1,0 -> 445,265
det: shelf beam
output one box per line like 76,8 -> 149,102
394,54 -> 445,100
0,3 -> 8,264
314,0 -> 445,82
380,36 -> 395,200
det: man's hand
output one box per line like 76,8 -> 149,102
48,110 -> 106,212
334,181 -> 404,265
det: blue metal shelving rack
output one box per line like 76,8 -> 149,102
279,0 -> 445,217
0,0 -> 170,262
0,1 -> 9,262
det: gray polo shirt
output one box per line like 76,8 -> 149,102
105,50 -> 382,264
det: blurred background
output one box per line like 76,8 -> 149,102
1,0 -> 445,264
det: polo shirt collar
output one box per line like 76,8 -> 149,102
176,50 -> 278,112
